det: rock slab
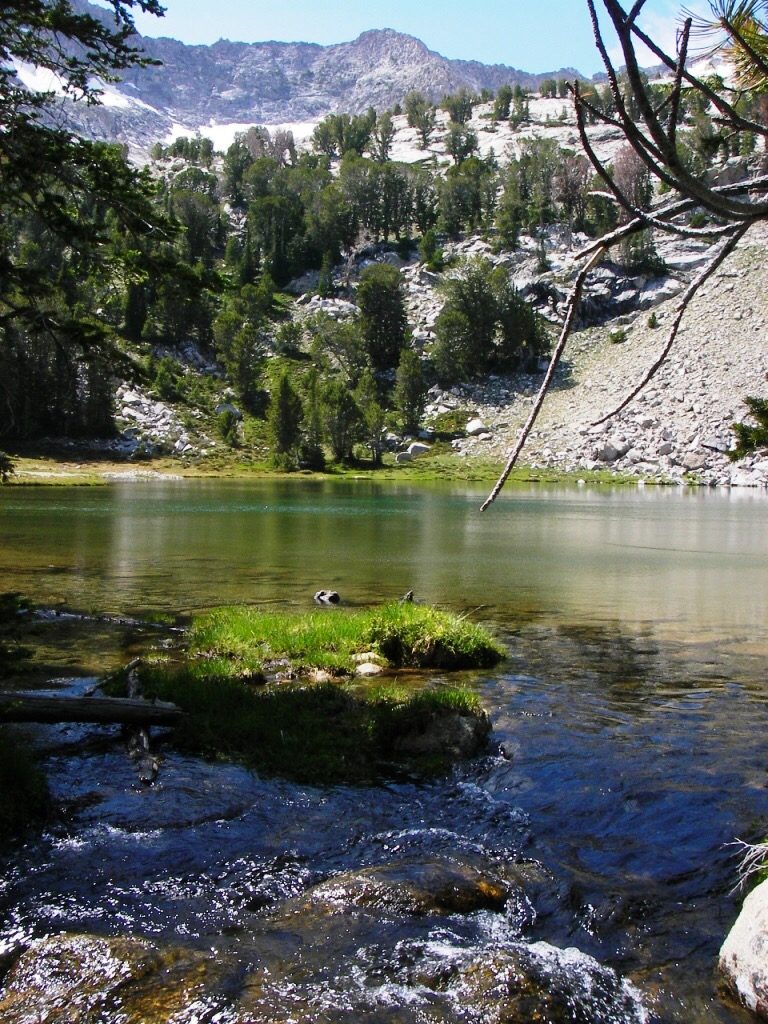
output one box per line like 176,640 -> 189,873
720,877 -> 768,1019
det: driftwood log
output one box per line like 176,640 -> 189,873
0,692 -> 182,726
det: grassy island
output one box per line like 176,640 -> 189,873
124,603 -> 505,783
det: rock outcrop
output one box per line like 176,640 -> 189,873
413,234 -> 768,488
720,878 -> 768,1019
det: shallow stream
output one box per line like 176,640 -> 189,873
1,480 -> 767,1021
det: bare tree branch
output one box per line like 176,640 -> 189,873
667,18 -> 692,148
481,247 -> 608,511
480,0 -> 768,509
591,224 -> 749,424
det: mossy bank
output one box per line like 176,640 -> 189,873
115,602 -> 505,783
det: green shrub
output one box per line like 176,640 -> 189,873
730,396 -> 768,459
151,354 -> 182,400
363,603 -> 505,669
217,409 -> 240,447
418,229 -> 444,271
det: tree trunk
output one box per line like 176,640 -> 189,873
0,692 -> 182,726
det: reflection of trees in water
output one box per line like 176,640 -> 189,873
504,619 -> 718,714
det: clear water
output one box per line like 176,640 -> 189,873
1,479 -> 767,1022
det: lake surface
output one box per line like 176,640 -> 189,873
1,479 -> 767,1022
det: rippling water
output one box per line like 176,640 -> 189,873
1,480 -> 767,1021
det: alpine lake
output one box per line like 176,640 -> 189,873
1,477 -> 767,1023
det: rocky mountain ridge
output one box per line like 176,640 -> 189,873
51,1 -> 584,151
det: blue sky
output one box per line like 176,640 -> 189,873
127,1 -> 712,77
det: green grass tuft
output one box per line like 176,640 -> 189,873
188,602 -> 505,676
363,603 -> 506,669
122,602 -> 502,783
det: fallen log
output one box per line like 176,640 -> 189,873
0,692 -> 183,726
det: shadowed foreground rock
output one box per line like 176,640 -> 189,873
0,934 -> 234,1023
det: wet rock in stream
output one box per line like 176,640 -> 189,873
301,857 -> 510,916
0,855 -> 648,1023
0,933 -> 238,1023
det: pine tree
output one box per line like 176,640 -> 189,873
355,369 -> 387,466
268,372 -> 304,469
394,349 -> 426,434
357,263 -> 408,372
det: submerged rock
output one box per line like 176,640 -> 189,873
0,933 -> 232,1023
720,877 -> 768,1019
303,857 -> 511,916
453,943 -> 648,1024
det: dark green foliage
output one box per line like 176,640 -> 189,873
371,111 -> 396,162
432,258 -> 548,384
357,263 -> 408,371
0,324 -> 117,439
445,122 -> 479,166
268,371 -> 304,468
540,79 -> 558,98
150,355 -> 182,400
404,91 -> 437,148
312,111 -> 377,159
442,89 -> 475,125
501,138 -> 561,233
155,136 -> 214,166
321,378 -> 361,462
510,84 -> 530,126
317,252 -> 335,297
439,157 -> 496,236
394,348 -> 427,434
0,1 -> 170,345
217,409 -> 240,447
213,285 -> 269,411
354,369 -> 387,465
300,368 -> 326,470
493,84 -> 513,121
731,397 -> 768,459
308,314 -> 368,385
0,729 -> 50,840
418,229 -> 444,271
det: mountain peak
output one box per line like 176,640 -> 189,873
63,2 -> 589,147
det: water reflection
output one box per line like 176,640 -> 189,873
1,482 -> 767,634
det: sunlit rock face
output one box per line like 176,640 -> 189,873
51,1 -> 580,153
720,877 -> 768,1020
